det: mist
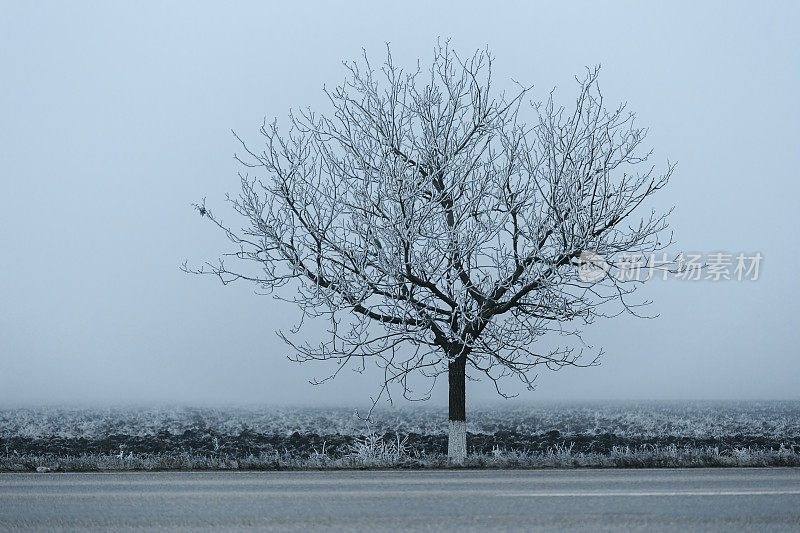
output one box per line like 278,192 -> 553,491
1,1 -> 798,406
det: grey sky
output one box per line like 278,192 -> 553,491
1,1 -> 798,406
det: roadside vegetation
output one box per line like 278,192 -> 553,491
3,403 -> 798,472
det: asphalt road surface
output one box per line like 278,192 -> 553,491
1,468 -> 799,531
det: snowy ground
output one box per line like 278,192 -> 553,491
1,402 -> 799,471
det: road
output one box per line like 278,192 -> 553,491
1,468 -> 799,531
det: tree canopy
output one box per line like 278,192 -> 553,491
189,43 -> 673,412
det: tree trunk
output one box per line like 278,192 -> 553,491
448,354 -> 467,463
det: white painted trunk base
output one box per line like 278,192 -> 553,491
448,420 -> 467,462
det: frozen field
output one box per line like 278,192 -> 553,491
1,402 -> 799,471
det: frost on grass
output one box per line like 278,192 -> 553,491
2,402 -> 799,471
3,402 -> 799,439
4,443 -> 800,472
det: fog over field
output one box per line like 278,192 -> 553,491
1,1 -> 799,407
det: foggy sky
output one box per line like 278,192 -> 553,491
1,1 -> 799,406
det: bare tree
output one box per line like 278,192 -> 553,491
186,43 -> 674,462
